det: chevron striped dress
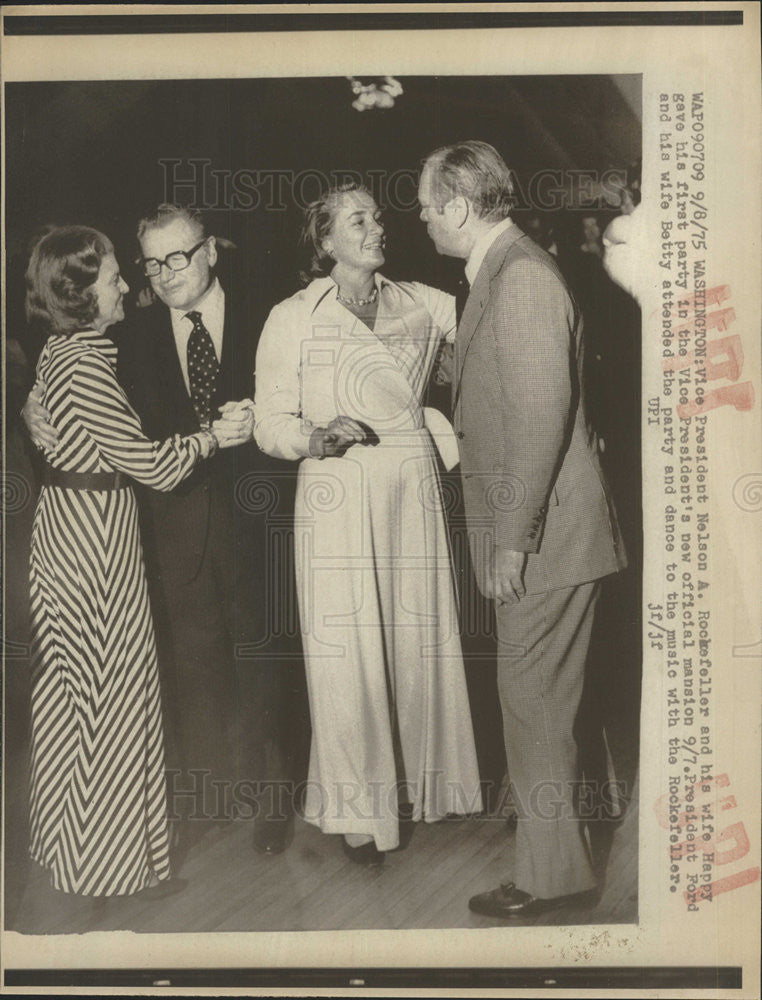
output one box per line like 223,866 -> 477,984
29,329 -> 204,896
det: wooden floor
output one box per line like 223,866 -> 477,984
8,790 -> 638,934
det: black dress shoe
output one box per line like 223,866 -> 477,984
253,813 -> 293,855
469,881 -> 597,919
342,838 -> 385,867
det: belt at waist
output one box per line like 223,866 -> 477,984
43,465 -> 129,491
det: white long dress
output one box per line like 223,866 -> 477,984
255,275 -> 482,851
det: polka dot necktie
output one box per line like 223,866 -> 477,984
185,310 -> 220,429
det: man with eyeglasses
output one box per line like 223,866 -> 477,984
22,203 -> 303,858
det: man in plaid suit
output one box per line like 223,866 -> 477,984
419,142 -> 627,918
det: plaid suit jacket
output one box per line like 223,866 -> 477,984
452,225 -> 627,595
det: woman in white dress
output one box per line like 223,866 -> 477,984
254,184 -> 482,864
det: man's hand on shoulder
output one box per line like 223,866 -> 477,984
22,381 -> 58,451
488,546 -> 527,605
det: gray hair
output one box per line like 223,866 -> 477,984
136,203 -> 207,243
424,140 -> 516,221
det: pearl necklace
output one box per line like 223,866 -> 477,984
337,287 -> 378,307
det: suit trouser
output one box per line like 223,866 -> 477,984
495,579 -> 601,899
151,491 -> 303,821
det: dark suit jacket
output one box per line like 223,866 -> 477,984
114,273 -> 286,586
452,225 -> 627,596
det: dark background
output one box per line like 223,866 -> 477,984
5,74 -> 641,350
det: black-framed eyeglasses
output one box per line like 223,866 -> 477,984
139,239 -> 208,277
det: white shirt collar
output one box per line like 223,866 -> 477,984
169,276 -> 224,328
465,217 -> 515,286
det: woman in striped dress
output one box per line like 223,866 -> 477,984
25,226 -> 226,897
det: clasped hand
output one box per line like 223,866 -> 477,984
212,399 -> 256,448
309,415 -> 368,458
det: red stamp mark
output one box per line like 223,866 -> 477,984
654,773 -> 760,908
658,284 -> 756,419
